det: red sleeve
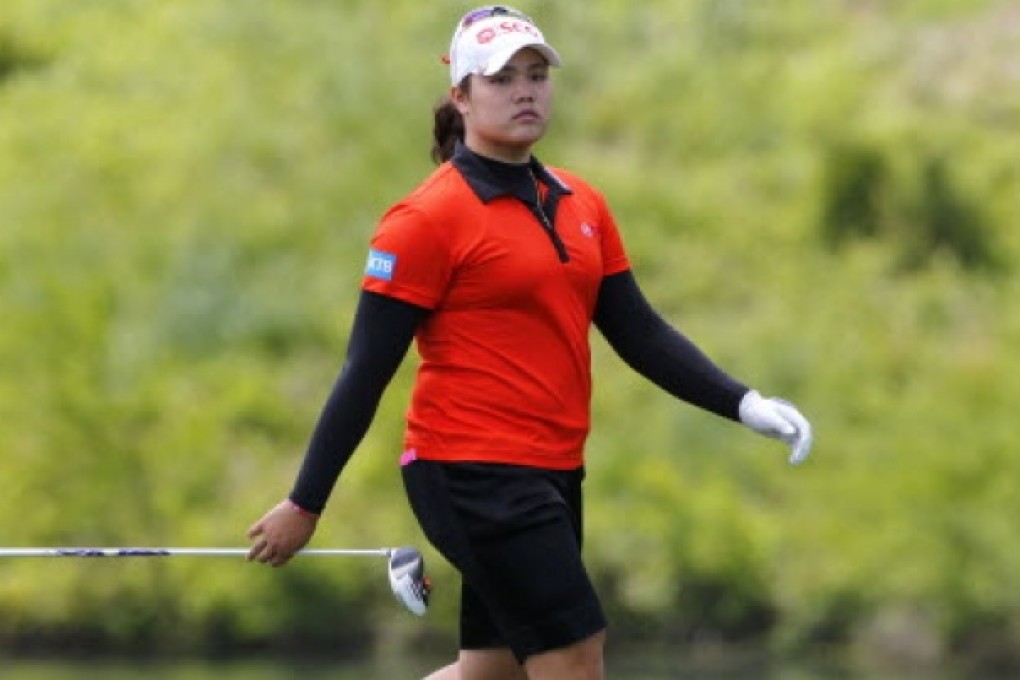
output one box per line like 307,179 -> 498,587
361,203 -> 452,310
595,190 -> 630,277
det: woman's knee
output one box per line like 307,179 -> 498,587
524,629 -> 606,680
440,648 -> 527,680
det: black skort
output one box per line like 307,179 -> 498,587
401,459 -> 607,663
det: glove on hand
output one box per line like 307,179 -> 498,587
738,390 -> 813,465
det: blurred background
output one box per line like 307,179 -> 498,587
1,0 -> 1018,678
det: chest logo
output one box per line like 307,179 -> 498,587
580,222 -> 597,238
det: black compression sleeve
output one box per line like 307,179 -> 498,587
288,291 -> 427,514
593,270 -> 749,421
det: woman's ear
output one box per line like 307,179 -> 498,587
450,83 -> 470,116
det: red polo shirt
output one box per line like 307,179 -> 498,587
362,152 -> 630,469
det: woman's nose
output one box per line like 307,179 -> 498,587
513,81 -> 535,102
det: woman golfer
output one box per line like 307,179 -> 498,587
247,5 -> 813,679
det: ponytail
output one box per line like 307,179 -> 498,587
431,80 -> 470,164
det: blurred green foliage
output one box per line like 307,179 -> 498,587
2,0 -> 1018,671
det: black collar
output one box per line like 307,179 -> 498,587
451,141 -> 572,206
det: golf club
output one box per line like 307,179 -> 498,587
0,546 -> 431,616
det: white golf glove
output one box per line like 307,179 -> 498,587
738,390 -> 813,465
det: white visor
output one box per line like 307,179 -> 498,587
448,10 -> 561,85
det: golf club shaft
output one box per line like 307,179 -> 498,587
0,547 -> 392,558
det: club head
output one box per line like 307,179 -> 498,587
387,547 -> 430,616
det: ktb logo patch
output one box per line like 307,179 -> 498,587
365,248 -> 397,281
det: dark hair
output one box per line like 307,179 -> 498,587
431,79 -> 470,164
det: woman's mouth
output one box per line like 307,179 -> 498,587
513,110 -> 541,122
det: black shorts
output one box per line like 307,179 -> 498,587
401,459 -> 607,662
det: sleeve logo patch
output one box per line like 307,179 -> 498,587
365,249 -> 397,281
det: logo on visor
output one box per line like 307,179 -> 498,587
476,21 -> 540,44
365,248 -> 397,281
